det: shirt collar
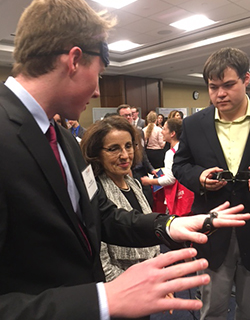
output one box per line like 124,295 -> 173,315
215,94 -> 250,123
4,76 -> 50,133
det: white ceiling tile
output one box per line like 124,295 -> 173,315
146,25 -> 184,39
229,0 -> 244,3
235,0 -> 250,10
114,10 -> 142,27
123,18 -> 167,33
129,33 -> 158,44
2,0 -> 250,86
122,0 -> 174,17
149,7 -> 191,24
178,0 -> 230,13
207,3 -> 247,20
108,27 -> 140,43
162,0 -> 189,4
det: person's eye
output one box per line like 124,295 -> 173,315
223,83 -> 234,89
108,146 -> 120,152
209,86 -> 217,90
125,143 -> 133,150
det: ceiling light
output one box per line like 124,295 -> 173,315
108,40 -> 142,52
188,73 -> 203,78
170,15 -> 216,32
92,0 -> 137,9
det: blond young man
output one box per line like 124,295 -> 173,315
0,3 -> 249,320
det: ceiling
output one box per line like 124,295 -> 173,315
1,0 -> 250,86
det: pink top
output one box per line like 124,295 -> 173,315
143,125 -> 165,149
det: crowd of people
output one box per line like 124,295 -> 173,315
0,0 -> 250,319
58,52 -> 250,319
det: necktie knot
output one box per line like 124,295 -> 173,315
46,123 -> 57,144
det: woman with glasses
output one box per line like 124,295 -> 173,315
80,116 -> 160,320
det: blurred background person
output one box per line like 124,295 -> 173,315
156,113 -> 166,129
131,106 -> 145,129
80,116 -> 160,320
117,104 -> 157,208
141,118 -> 183,214
143,111 -> 165,169
53,114 -> 68,128
168,110 -> 182,119
68,119 -> 86,142
141,118 -> 182,188
178,110 -> 184,119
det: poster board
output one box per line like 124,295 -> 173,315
156,108 -> 188,119
92,108 -> 117,123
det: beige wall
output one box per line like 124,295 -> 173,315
79,97 -> 101,129
163,82 -> 209,116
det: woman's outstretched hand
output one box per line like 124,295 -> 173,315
169,201 -> 250,243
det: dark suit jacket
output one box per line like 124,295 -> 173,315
172,105 -> 250,270
0,83 -> 173,320
136,118 -> 145,129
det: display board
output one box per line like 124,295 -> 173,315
191,107 -> 205,114
92,108 -> 117,123
156,108 -> 188,119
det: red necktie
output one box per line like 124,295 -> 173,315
46,124 -> 67,184
46,124 -> 92,254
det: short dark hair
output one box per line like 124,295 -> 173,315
166,118 -> 182,140
80,115 -> 142,176
117,104 -> 131,115
203,47 -> 249,85
131,107 -> 139,112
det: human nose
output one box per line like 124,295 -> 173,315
217,86 -> 227,97
92,83 -> 100,98
119,147 -> 129,157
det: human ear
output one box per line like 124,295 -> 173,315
244,72 -> 250,86
68,47 -> 82,74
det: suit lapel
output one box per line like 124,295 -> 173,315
1,83 -> 95,254
57,127 -> 99,255
238,131 -> 250,171
200,106 -> 228,169
18,120 -> 75,212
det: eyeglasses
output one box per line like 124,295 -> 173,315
212,170 -> 250,182
121,113 -> 132,118
28,42 -> 110,67
102,143 -> 135,157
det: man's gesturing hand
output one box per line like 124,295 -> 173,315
105,248 -> 209,318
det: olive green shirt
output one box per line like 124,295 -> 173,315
215,95 -> 250,175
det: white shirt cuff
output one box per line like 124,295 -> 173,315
96,282 -> 110,320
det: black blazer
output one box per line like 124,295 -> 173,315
172,105 -> 250,270
0,83 -> 167,320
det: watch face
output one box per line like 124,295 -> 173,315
193,91 -> 199,100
